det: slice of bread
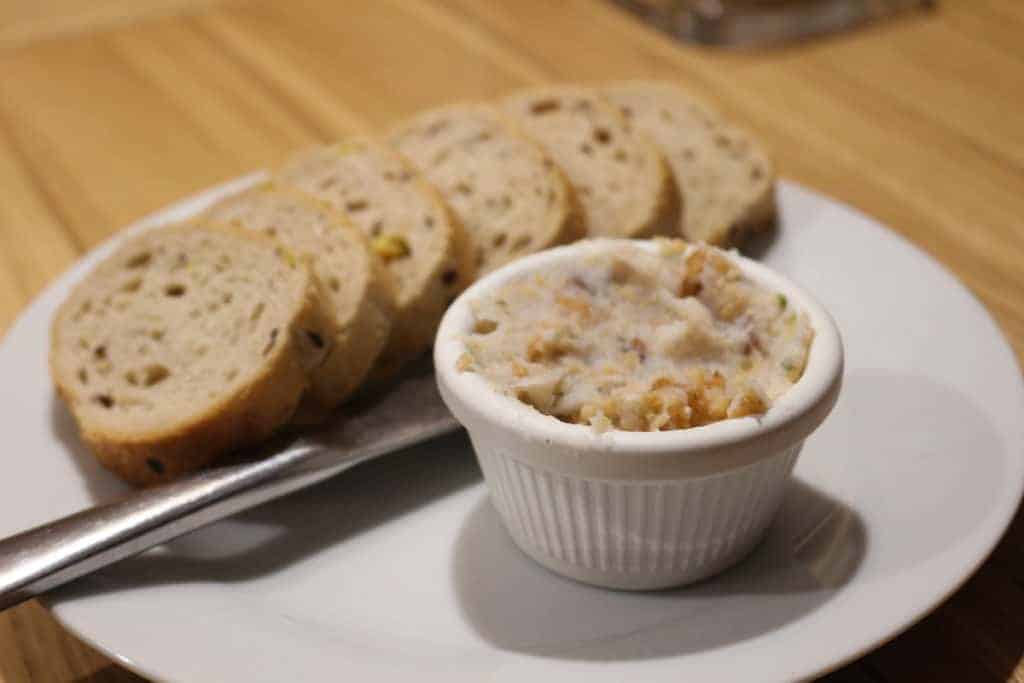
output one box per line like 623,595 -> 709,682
502,86 -> 679,239
205,183 -> 395,413
390,104 -> 583,275
277,138 -> 473,374
50,223 -> 328,485
603,81 -> 777,248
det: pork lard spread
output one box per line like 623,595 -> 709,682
459,241 -> 814,432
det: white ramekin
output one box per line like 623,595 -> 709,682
435,240 -> 843,590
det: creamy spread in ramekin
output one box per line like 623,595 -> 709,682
460,241 -> 813,432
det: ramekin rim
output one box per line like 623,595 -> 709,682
434,239 -> 843,456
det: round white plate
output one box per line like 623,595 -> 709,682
1,180 -> 1021,682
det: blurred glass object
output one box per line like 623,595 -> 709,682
614,0 -> 935,47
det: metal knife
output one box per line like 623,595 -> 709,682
0,362 -> 459,612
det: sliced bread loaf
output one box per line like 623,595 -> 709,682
205,183 -> 395,413
502,86 -> 679,239
603,81 -> 776,247
277,138 -> 473,374
389,104 -> 582,275
50,223 -> 328,485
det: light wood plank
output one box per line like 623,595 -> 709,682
194,10 -> 371,138
0,612 -> 32,683
0,18 -> 323,249
2,600 -> 147,682
0,120 -> 81,304
1,602 -> 114,682
201,0 -> 533,130
0,0 -> 224,49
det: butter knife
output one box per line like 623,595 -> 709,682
0,363 -> 458,612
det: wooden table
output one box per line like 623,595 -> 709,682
0,1 -> 1022,680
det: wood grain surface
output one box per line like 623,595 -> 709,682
1,1 -> 1022,680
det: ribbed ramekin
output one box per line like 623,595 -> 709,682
435,240 -> 843,590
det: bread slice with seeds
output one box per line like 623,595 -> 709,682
603,81 -> 776,247
277,138 -> 473,374
50,223 -> 328,485
389,104 -> 582,275
502,86 -> 679,239
205,183 -> 395,414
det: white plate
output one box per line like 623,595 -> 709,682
1,179 -> 1021,682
